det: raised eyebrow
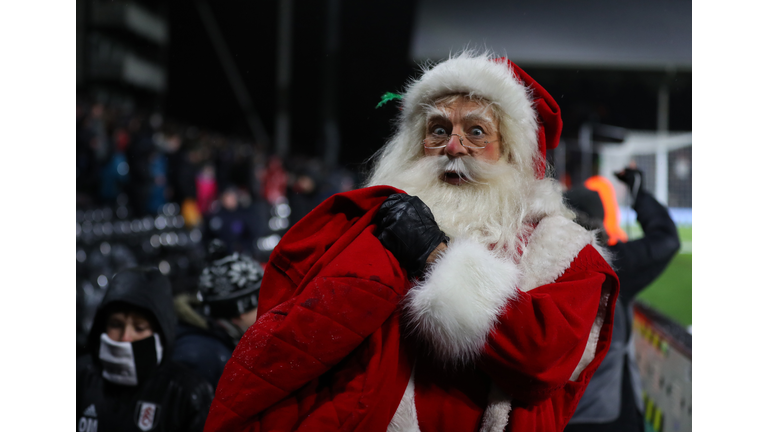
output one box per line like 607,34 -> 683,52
425,113 -> 451,124
424,103 -> 451,121
462,112 -> 495,126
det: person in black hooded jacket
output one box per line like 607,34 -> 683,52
76,267 -> 214,432
564,167 -> 681,432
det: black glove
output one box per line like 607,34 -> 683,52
375,193 -> 449,277
614,167 -> 644,204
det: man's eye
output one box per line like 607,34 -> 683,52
432,127 -> 447,135
469,127 -> 484,136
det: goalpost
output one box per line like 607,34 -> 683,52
596,130 -> 692,240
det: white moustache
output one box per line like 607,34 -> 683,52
443,157 -> 477,183
439,156 -> 504,185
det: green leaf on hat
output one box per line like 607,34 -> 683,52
376,92 -> 403,109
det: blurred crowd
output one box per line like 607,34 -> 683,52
75,98 -> 683,432
76,99 -> 359,227
76,99 -> 359,355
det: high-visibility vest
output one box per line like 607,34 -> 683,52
584,175 -> 628,246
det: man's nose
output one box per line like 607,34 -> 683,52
121,328 -> 137,343
444,134 -> 468,157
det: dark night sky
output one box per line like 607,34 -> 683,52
165,1 -> 418,169
164,1 -> 690,168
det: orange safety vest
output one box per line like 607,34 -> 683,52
584,176 -> 628,246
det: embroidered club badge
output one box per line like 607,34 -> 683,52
134,401 -> 161,431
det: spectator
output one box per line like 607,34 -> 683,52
77,267 -> 214,432
564,166 -> 681,432
124,113 -> 156,216
260,156 -> 288,206
288,170 -> 322,227
99,127 -> 131,205
173,142 -> 201,203
583,174 -> 629,245
204,186 -> 256,254
146,150 -> 168,215
172,240 -> 264,388
196,164 -> 218,216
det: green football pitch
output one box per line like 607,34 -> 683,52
633,226 -> 692,326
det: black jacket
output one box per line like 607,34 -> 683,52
598,188 -> 682,358
77,357 -> 213,432
568,188 -> 680,428
173,321 -> 236,390
77,268 -> 214,431
610,188 -> 681,305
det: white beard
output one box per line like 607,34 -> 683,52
377,155 -> 537,260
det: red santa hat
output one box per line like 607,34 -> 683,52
397,52 -> 562,178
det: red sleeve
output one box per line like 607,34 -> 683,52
481,245 -> 618,405
203,187 -> 412,431
205,275 -> 403,431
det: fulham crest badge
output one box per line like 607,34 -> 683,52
134,401 -> 161,431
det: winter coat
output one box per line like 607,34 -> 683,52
610,189 -> 681,300
204,186 -> 619,432
567,188 -> 680,429
77,357 -> 214,432
174,320 -> 237,390
77,268 -> 215,432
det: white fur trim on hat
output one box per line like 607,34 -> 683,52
366,51 -> 542,188
402,53 -> 536,134
403,52 -> 539,166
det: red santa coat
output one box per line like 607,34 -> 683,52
204,186 -> 619,432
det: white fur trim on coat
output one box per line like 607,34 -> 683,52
387,366 -> 420,432
570,285 -> 613,381
517,215 -> 594,293
403,237 -> 521,365
514,215 -> 612,381
397,215 -> 612,429
403,215 -> 610,374
479,383 -> 512,432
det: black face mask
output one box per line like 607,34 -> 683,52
98,333 -> 163,386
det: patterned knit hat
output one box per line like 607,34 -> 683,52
198,240 -> 264,318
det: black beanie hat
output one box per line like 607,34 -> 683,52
198,240 -> 264,319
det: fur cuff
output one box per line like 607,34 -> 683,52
403,238 -> 520,364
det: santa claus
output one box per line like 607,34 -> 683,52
204,51 -> 619,432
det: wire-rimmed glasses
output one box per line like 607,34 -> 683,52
422,133 -> 497,150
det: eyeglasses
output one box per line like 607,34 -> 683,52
422,133 -> 497,150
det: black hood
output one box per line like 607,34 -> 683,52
87,267 -> 176,364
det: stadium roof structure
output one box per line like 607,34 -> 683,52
411,0 -> 691,71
